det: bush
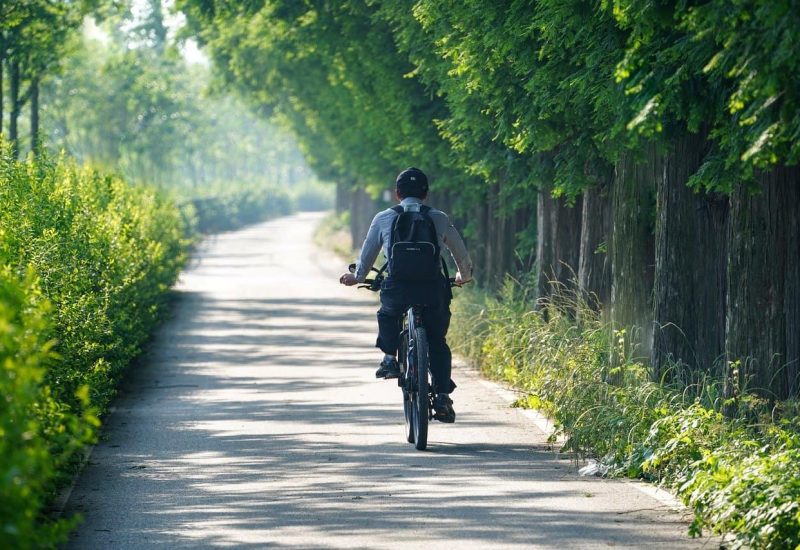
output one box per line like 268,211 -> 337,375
186,185 -> 293,234
290,179 -> 334,212
0,144 -> 189,547
312,211 -> 353,259
0,268 -> 85,547
450,277 -> 800,548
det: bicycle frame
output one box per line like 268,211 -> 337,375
399,305 -> 428,397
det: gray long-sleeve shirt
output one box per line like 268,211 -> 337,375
354,197 -> 473,283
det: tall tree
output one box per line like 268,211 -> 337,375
0,0 -> 89,155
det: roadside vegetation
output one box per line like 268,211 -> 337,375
0,144 -> 188,547
313,211 -> 353,260
187,179 -> 332,234
450,281 -> 800,548
186,183 -> 293,234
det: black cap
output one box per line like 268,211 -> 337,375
395,167 -> 429,196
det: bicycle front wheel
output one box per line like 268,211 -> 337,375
399,330 -> 414,443
412,326 -> 429,450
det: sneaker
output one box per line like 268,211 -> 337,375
375,357 -> 400,379
433,393 -> 456,423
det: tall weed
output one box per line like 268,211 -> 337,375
451,276 -> 800,548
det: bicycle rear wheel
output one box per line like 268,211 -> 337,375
412,327 -> 429,450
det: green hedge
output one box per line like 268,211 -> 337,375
0,144 -> 189,548
187,186 -> 293,234
450,280 -> 800,549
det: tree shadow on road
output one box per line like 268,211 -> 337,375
66,289 -> 696,549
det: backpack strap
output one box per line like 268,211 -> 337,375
419,206 -> 448,279
378,204 -> 405,275
389,205 -> 404,250
419,205 -> 435,227
375,260 -> 389,278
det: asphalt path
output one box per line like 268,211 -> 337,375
63,212 -> 709,549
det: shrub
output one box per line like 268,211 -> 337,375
312,211 -> 353,258
0,268 -> 81,548
186,185 -> 293,234
291,179 -> 334,212
450,277 -> 800,548
0,143 -> 189,547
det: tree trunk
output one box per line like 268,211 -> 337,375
30,77 -> 39,155
578,182 -> 612,308
651,131 -> 729,384
536,187 -> 582,301
482,183 -> 536,288
487,183 -> 523,288
725,165 -> 800,400
610,147 -> 658,365
349,186 -> 378,248
0,53 -> 4,135
469,188 -> 490,285
536,189 -> 554,300
516,202 -> 536,274
555,195 -> 582,291
335,182 -> 348,214
485,185 -> 500,287
478,193 -> 489,282
9,59 -> 19,154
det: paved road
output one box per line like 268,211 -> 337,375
64,213 -> 708,549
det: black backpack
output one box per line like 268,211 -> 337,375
388,205 -> 441,281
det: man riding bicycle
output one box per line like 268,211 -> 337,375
339,167 -> 473,423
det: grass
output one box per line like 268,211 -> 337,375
313,210 -> 354,259
449,276 -> 800,549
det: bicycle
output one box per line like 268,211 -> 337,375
348,263 -> 458,451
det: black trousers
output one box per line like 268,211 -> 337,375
375,276 -> 455,394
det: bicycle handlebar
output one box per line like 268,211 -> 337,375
348,263 -> 383,275
355,274 -> 464,292
349,262 -> 470,290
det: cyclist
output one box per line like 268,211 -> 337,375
339,167 -> 473,423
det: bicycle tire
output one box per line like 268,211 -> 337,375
399,331 -> 414,443
413,326 -> 429,450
